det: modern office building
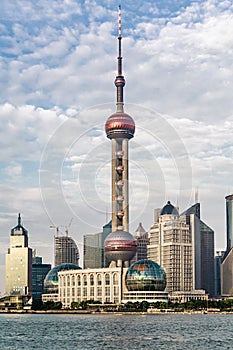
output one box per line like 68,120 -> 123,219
221,194 -> 233,296
83,221 -> 112,269
200,221 -> 215,296
131,223 -> 149,264
182,203 -> 215,297
225,194 -> 233,252
55,234 -> 79,266
148,201 -> 193,293
5,214 -> 32,296
214,250 -> 225,297
32,251 -> 51,301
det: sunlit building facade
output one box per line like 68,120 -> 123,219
5,214 -> 32,296
148,201 -> 193,293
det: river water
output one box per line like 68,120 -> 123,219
0,313 -> 232,349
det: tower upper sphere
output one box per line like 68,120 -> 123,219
105,112 -> 135,139
105,5 -> 135,140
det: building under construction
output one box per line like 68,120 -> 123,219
55,234 -> 79,267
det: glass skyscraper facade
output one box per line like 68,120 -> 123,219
226,194 -> 233,252
32,255 -> 51,301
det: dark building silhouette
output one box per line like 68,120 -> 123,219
182,203 -> 215,297
32,252 -> 51,301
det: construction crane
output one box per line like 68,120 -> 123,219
63,218 -> 73,237
49,225 -> 60,237
50,218 -> 73,237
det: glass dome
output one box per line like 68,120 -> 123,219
126,259 -> 166,291
44,263 -> 81,294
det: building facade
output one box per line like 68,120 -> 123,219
221,194 -> 233,296
32,252 -> 51,301
5,214 -> 32,296
214,250 -> 225,297
83,221 -> 112,269
148,201 -> 193,293
59,267 -> 126,307
55,235 -> 79,266
225,194 -> 233,252
200,221 -> 215,296
181,203 -> 215,297
131,223 -> 149,264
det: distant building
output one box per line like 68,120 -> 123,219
148,201 -> 193,293
83,221 -> 112,269
221,249 -> 233,296
131,223 -> 149,264
221,195 -> 233,296
200,221 -> 215,296
5,214 -> 32,296
220,195 -> 233,297
55,234 -> 79,266
226,194 -> 233,251
181,203 -> 215,297
32,251 -> 51,301
214,250 -> 225,297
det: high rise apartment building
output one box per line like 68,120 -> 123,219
5,214 -> 32,296
148,201 -> 193,293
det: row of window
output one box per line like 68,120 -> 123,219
60,272 -> 120,288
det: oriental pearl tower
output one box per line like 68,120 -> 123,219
104,6 -> 136,268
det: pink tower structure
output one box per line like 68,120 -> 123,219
104,6 -> 136,267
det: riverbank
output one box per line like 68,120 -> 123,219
1,309 -> 233,315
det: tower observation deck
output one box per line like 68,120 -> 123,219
104,6 -> 136,267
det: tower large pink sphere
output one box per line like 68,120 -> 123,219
105,112 -> 135,140
104,230 -> 137,263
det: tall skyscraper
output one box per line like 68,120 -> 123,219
200,221 -> 215,297
221,194 -> 233,296
5,214 -> 32,296
182,202 -> 215,296
55,234 -> 79,266
225,194 -> 233,252
148,201 -> 193,293
104,6 -> 136,268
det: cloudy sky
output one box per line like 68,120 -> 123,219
1,0 -> 233,294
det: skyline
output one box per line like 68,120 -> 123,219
1,0 -> 233,294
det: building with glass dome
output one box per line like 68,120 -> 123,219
58,260 -> 169,308
122,259 -> 168,303
42,263 -> 80,302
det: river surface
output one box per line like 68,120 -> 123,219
0,313 -> 232,349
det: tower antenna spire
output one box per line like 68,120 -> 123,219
115,4 -> 125,112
